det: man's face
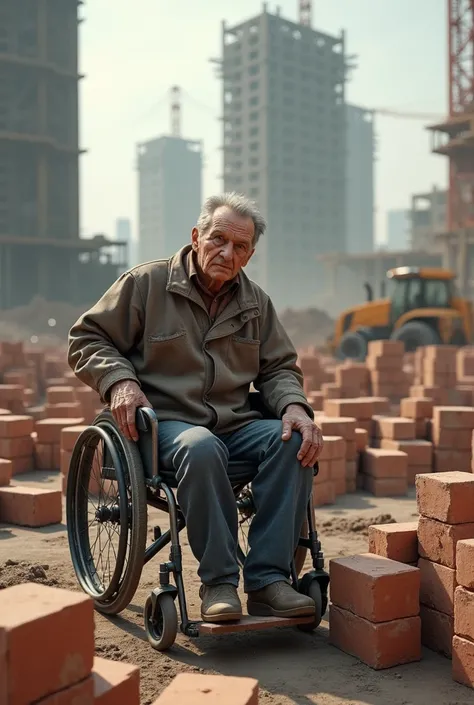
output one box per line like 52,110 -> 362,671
191,206 -> 255,291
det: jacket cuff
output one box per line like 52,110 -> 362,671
98,368 -> 141,404
276,393 -> 315,421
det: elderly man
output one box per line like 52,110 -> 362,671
68,192 -> 323,624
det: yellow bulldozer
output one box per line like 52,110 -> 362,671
331,266 -> 473,361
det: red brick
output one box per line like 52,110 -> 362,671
364,396 -> 391,414
316,416 -> 357,441
46,386 -> 76,404
433,406 -> 474,429
355,427 -> 368,451
361,448 -> 408,478
346,460 -> 357,481
454,585 -> 474,643
368,340 -> 404,357
60,449 -> 72,477
10,456 -> 34,475
34,677 -> 94,704
373,417 -> 416,440
0,486 -> 62,527
0,583 -> 94,705
400,397 -> 434,419
420,605 -> 453,658
319,436 -> 346,461
329,458 -> 346,481
433,448 -> 472,473
456,539 -> 474,589
35,443 -> 54,470
380,439 -> 433,467
363,476 -> 408,497
60,425 -> 87,453
416,471 -> 474,524
329,604 -> 420,670
0,458 -> 11,487
418,557 -> 456,616
433,427 -> 473,450
329,553 -> 419,622
93,656 -> 140,705
0,408 -> 11,415
453,635 -> 474,688
0,415 -> 34,439
415,418 -> 429,439
323,398 -> 374,420
418,515 -> 474,568
313,480 -> 335,507
368,522 -> 418,564
345,439 -> 357,460
36,418 -> 85,445
0,435 -> 34,459
154,674 -> 259,705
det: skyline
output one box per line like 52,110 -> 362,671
79,0 -> 448,247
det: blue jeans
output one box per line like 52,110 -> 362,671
158,419 -> 313,593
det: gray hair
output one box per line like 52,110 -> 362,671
196,192 -> 266,245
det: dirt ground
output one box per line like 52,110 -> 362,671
1,471 -> 471,705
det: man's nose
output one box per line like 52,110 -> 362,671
221,242 -> 233,260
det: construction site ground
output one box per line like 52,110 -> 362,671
1,470 -> 469,705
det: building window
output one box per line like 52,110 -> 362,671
249,95 -> 259,106
250,80 -> 259,91
249,142 -> 258,151
250,157 -> 259,166
250,188 -> 259,197
249,50 -> 258,60
248,65 -> 259,76
249,127 -> 259,136
249,111 -> 258,121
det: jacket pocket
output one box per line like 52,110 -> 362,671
147,331 -> 195,377
225,335 -> 261,382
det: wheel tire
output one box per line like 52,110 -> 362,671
336,331 -> 369,361
144,593 -> 178,651
390,320 -> 441,352
66,411 -> 147,615
297,579 -> 324,633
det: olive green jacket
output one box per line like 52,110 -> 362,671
68,245 -> 313,433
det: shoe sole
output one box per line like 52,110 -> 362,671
201,611 -> 243,623
247,602 -> 316,619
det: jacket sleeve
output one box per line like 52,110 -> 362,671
254,296 -> 314,420
68,272 -> 145,403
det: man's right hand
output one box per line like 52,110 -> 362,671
109,380 -> 152,442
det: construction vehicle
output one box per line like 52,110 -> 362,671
331,267 -> 473,361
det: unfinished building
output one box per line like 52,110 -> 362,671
0,0 -> 126,310
219,4 -> 347,309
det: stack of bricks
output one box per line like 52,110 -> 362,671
453,538 -> 474,688
44,385 -> 82,419
323,398 -> 374,435
374,415 -> 433,485
314,435 -> 346,506
0,582 -> 141,705
315,416 -> 358,492
74,385 -> 102,423
416,471 -> 474,660
366,341 -> 410,400
360,447 -> 408,497
60,424 -> 88,494
430,406 -> 474,473
0,414 -> 35,476
329,553 -> 421,669
35,417 -> 84,471
411,345 -> 470,406
400,396 -> 433,440
0,384 -> 25,414
456,347 -> 474,403
321,362 -> 370,400
368,520 -> 419,566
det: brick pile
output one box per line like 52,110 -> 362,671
316,416 -> 358,493
453,538 -> 474,688
323,398 -> 375,435
411,346 -> 470,406
0,414 -> 35,476
366,340 -> 410,400
35,417 -> 84,472
416,472 -> 474,661
359,447 -> 408,497
0,582 -> 259,705
328,553 -> 421,669
374,415 -> 433,485
400,396 -> 433,439
314,435 -> 346,506
430,406 -> 474,473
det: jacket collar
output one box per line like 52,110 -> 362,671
166,245 -> 259,312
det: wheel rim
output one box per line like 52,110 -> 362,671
236,486 -> 255,568
145,597 -> 164,641
67,426 -> 131,601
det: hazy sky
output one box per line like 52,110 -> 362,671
79,0 -> 448,245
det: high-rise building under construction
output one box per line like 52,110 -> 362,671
220,4 -> 347,309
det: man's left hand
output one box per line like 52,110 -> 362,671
282,404 -> 324,468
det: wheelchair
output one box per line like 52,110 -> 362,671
66,393 -> 329,651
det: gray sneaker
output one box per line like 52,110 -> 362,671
200,584 -> 242,623
247,581 -> 315,618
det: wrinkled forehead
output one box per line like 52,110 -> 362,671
208,206 -> 255,243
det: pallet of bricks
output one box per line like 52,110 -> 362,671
367,471 -> 474,689
0,582 -> 260,704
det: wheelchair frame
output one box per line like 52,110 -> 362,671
67,403 -> 330,650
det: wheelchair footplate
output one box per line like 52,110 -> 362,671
198,614 -> 316,635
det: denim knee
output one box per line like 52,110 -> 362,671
173,427 -> 229,478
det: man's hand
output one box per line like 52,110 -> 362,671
110,380 -> 153,442
282,403 -> 324,468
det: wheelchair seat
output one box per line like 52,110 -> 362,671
157,461 -> 258,489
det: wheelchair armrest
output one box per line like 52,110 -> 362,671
136,406 -> 159,433
136,407 -> 159,479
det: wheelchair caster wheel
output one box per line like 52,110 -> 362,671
144,592 -> 178,651
297,579 -> 324,633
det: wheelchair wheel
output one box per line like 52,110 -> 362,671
235,485 -> 308,575
144,592 -> 178,651
297,578 -> 324,632
66,410 -> 147,615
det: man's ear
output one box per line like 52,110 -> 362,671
191,227 -> 199,250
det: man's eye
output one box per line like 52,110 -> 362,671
214,235 -> 224,244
